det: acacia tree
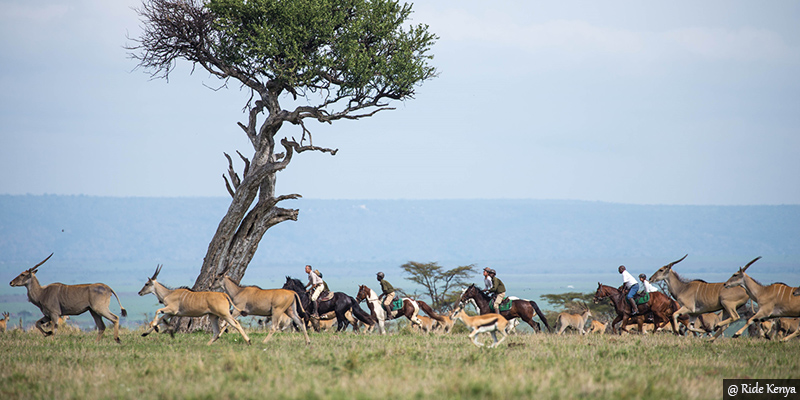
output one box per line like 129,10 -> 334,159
400,262 -> 476,311
127,0 -> 436,330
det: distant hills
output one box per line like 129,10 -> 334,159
2,195 -> 798,268
2,195 -> 798,325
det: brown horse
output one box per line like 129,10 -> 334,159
592,283 -> 680,335
355,285 -> 421,334
459,284 -> 551,333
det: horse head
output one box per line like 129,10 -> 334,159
593,282 -> 614,303
283,276 -> 303,292
355,285 -> 369,302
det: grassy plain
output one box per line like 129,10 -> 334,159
1,327 -> 798,400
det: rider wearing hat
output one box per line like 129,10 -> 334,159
483,267 -> 494,292
376,272 -> 395,317
304,265 -> 324,318
639,273 -> 658,293
485,269 -> 506,313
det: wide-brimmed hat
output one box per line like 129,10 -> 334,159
314,269 -> 323,278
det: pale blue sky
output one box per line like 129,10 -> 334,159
1,1 -> 799,204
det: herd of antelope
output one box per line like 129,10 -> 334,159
4,253 -> 800,347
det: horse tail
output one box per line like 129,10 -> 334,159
529,300 -> 552,333
416,300 -> 445,323
348,296 -> 376,325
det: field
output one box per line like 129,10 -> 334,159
1,326 -> 798,400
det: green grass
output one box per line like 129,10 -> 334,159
1,327 -> 798,400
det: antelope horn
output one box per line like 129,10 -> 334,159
30,252 -> 54,272
741,256 -> 761,272
151,264 -> 162,280
666,254 -> 688,269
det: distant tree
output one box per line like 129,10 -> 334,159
127,0 -> 437,331
400,262 -> 476,312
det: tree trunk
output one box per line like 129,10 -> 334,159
171,142 -> 300,333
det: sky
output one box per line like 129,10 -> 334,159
1,1 -> 799,205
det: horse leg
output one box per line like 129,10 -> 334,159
516,309 -> 541,333
611,314 -> 622,335
407,303 -> 422,326
334,304 -> 348,332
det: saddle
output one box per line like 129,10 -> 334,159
634,292 -> 650,305
489,297 -> 512,313
318,290 -> 334,302
390,297 -> 404,311
621,286 -> 650,305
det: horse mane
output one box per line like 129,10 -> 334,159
284,276 -> 304,288
468,283 -> 490,300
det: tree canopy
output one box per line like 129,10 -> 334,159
401,261 -> 476,311
127,0 -> 437,331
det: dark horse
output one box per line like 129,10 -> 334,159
283,277 -> 375,332
592,282 -> 682,335
459,284 -> 551,333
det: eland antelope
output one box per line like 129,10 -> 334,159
723,257 -> 800,342
138,265 -> 251,346
215,275 -> 309,345
9,253 -> 127,343
649,255 -> 750,341
556,304 -> 593,335
451,307 -> 509,348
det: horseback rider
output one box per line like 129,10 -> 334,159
315,269 -> 330,294
376,272 -> 395,317
639,273 -> 658,293
484,269 -> 506,313
483,267 -> 493,292
619,265 -> 639,315
304,265 -> 324,318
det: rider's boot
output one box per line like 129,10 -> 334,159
628,298 -> 638,315
311,300 -> 320,319
383,303 -> 393,319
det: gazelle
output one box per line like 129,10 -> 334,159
451,307 -> 509,348
138,265 -> 251,346
0,312 -> 9,333
556,304 -> 593,335
649,255 -> 750,340
9,253 -> 127,343
723,257 -> 800,342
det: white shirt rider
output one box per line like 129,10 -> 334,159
621,269 -> 637,290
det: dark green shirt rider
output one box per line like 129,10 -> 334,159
489,276 -> 506,295
380,279 -> 395,296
